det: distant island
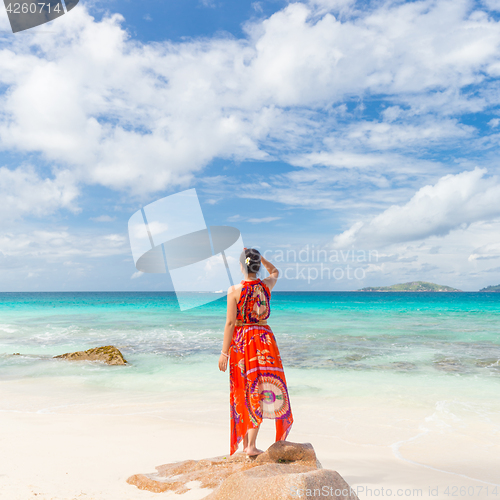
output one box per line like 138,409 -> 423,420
358,281 -> 462,292
479,284 -> 500,292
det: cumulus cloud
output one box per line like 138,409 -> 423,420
483,0 -> 500,12
3,0 -> 500,291
1,0 -> 500,203
358,219 -> 500,290
0,228 -> 128,260
244,0 -> 500,104
468,240 -> 500,261
332,167 -> 500,248
0,164 -> 79,220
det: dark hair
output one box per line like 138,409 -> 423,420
240,248 -> 261,274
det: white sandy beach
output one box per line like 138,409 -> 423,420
1,375 -> 499,500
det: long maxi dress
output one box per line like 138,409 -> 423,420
228,278 -> 293,455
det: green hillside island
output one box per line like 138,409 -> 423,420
359,281 -> 462,292
479,284 -> 500,292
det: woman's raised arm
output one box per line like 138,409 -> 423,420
261,255 -> 279,291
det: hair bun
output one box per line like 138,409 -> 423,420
240,248 -> 261,274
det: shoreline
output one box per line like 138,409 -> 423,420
1,378 -> 498,500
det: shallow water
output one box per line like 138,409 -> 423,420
0,292 -> 499,408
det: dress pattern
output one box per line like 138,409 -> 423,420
229,278 -> 293,455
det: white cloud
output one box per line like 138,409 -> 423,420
205,198 -> 220,205
90,215 -> 116,222
3,0 -> 500,291
468,241 -> 500,261
0,164 -> 79,220
199,0 -> 217,7
382,106 -> 402,122
332,167 -> 500,249
243,0 -> 500,105
0,228 -> 129,260
146,221 -> 169,237
0,5 -> 9,32
252,2 -> 264,13
1,0 -> 500,201
306,0 -> 356,12
289,150 -> 437,176
247,216 -> 281,223
224,213 -> 280,224
342,118 -> 472,150
131,270 -> 144,279
202,152 -> 443,213
353,219 -> 500,290
483,0 -> 500,12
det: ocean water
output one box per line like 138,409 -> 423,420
2,291 -> 500,494
0,291 -> 499,415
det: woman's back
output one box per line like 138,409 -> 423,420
237,279 -> 271,323
219,249 -> 292,456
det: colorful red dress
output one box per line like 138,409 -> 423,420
228,278 -> 293,455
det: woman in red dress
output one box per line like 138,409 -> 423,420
218,248 -> 293,456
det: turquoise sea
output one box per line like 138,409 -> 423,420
1,292 -> 499,407
1,291 -> 500,496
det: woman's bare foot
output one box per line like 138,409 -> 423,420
245,446 -> 263,457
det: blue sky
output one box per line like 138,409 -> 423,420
2,0 -> 500,292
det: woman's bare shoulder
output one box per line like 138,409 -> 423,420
227,283 -> 243,296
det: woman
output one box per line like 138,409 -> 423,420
218,248 -> 293,457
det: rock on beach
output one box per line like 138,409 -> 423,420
127,441 -> 359,499
53,345 -> 127,365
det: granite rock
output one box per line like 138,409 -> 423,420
53,345 -> 127,365
127,441 -> 359,499
208,463 -> 358,500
